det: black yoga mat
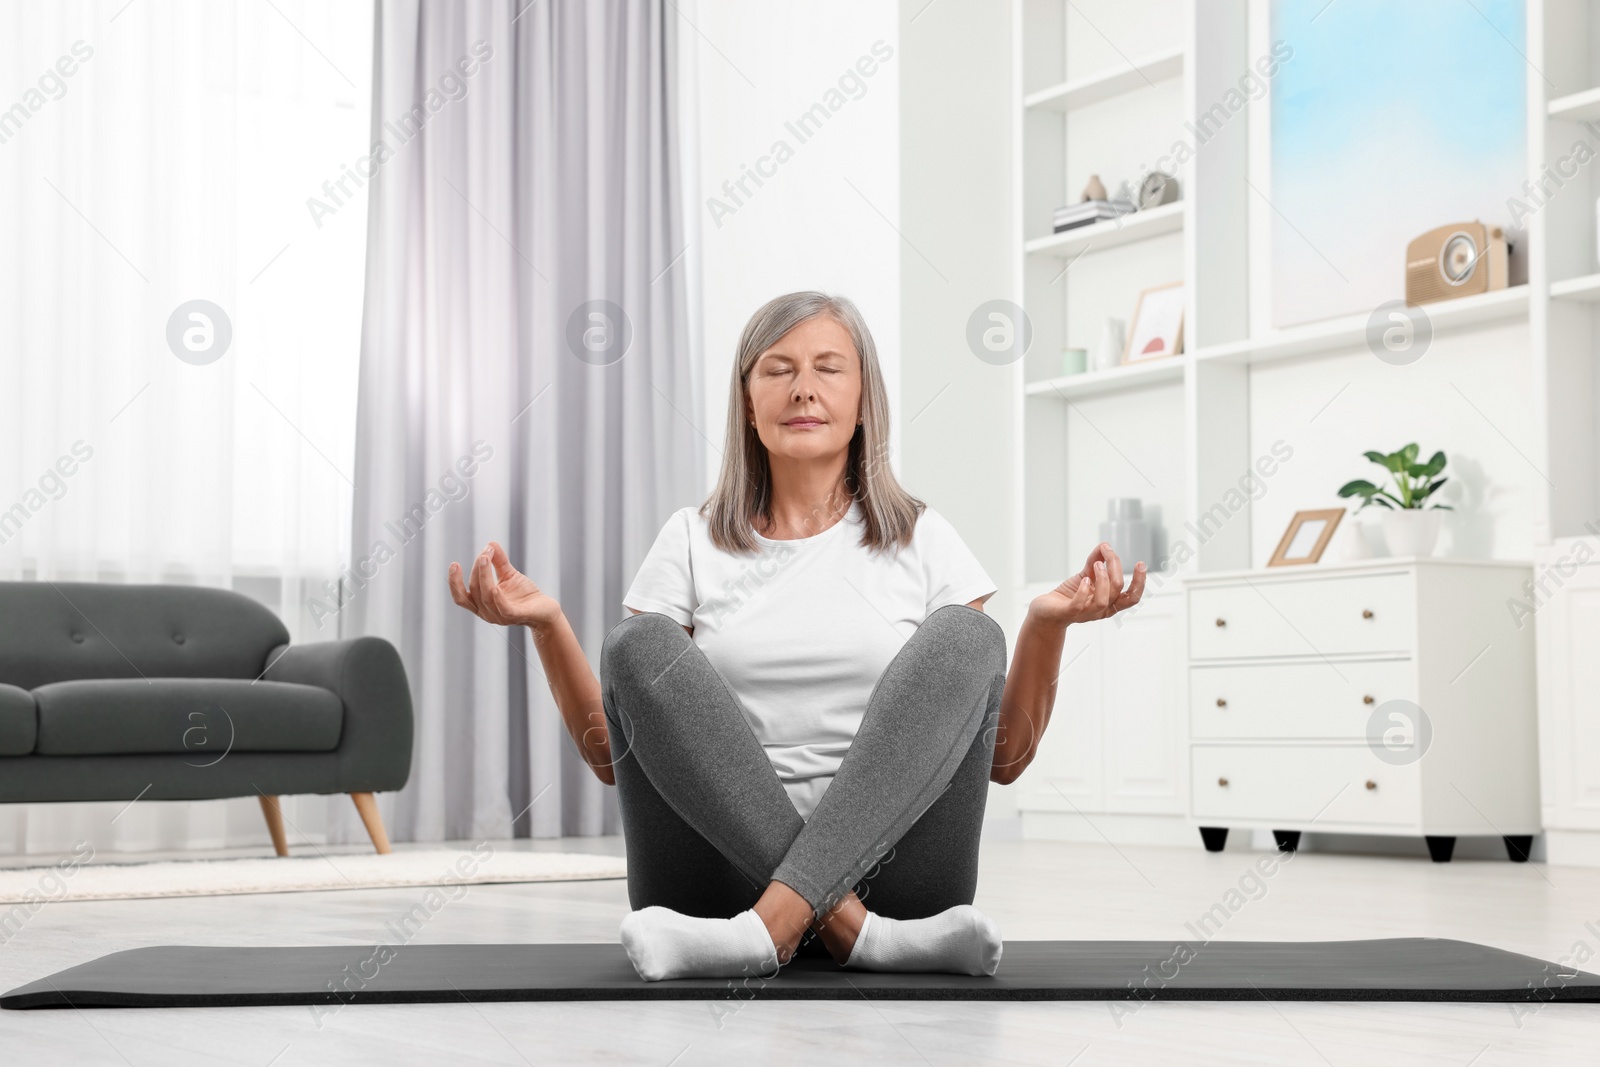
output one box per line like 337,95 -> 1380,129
5,939 -> 1598,1009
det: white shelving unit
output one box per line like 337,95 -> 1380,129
1009,0 -> 1218,843
1007,0 -> 1593,850
1529,0 -> 1600,867
1011,0 -> 1255,592
1531,0 -> 1600,546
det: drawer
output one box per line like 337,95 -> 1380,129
1189,660 -> 1415,740
1191,745 -> 1418,826
1188,573 -> 1414,660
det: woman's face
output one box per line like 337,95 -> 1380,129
745,315 -> 862,465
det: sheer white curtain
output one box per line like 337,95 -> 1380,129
0,0 -> 372,855
345,0 -> 704,845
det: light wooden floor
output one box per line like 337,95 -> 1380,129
0,835 -> 1596,1066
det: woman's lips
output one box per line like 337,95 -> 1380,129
784,419 -> 823,428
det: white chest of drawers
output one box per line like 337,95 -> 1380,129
1183,557 -> 1539,862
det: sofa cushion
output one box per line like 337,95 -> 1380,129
0,684 -> 36,755
0,582 -> 290,690
32,679 -> 343,756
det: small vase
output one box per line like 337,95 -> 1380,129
1093,317 -> 1126,372
1381,509 -> 1442,558
1336,511 -> 1372,562
1099,498 -> 1152,569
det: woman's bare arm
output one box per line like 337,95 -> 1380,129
986,606 -> 1068,785
529,610 -> 613,785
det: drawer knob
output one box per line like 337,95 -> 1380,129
1215,617 -> 1227,628
1365,779 -> 1377,791
1216,697 -> 1227,708
1362,695 -> 1375,705
1217,777 -> 1229,787
1362,609 -> 1374,620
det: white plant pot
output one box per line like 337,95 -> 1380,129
1381,509 -> 1442,557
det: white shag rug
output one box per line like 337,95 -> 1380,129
0,848 -> 627,903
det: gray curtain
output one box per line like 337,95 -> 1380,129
340,0 -> 702,843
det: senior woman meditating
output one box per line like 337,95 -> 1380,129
448,291 -> 1145,982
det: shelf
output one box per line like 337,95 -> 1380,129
1191,286 -> 1530,367
1548,86 -> 1600,122
1024,200 -> 1184,258
1552,273 -> 1600,301
1024,49 -> 1184,112
1024,356 -> 1185,400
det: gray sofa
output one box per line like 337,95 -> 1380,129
0,582 -> 413,854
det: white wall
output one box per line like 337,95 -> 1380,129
898,0 -> 1018,828
687,1 -> 902,492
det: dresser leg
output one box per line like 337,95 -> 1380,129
1272,830 -> 1301,853
1503,835 -> 1533,863
1199,826 -> 1229,853
1425,835 -> 1456,863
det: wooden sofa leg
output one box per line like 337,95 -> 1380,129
258,795 -> 290,857
350,792 -> 392,854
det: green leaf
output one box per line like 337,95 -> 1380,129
1400,443 -> 1419,467
1430,504 -> 1454,511
1422,451 -> 1447,477
1419,477 -> 1448,499
1338,479 -> 1379,498
1366,449 -> 1405,473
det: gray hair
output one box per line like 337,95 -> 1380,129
701,291 -> 923,555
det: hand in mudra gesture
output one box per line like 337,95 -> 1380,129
1030,542 -> 1147,627
448,541 -> 561,629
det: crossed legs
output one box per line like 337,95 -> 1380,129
600,603 -> 1007,978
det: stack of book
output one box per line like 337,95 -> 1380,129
1052,198 -> 1136,233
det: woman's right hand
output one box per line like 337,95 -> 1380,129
448,541 -> 561,629
1029,542 -> 1145,628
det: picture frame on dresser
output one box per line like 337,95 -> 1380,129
1267,508 -> 1344,567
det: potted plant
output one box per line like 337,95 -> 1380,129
1336,444 -> 1452,557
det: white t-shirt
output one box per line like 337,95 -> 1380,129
621,499 -> 998,819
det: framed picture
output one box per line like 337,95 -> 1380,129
1267,508 -> 1345,567
1122,281 -> 1185,364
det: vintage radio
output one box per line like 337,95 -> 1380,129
1405,221 -> 1509,306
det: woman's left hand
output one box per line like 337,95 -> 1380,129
1030,542 -> 1146,627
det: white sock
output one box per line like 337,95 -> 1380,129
618,906 -> 779,982
843,904 -> 1003,976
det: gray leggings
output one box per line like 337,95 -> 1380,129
599,603 -> 1007,939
